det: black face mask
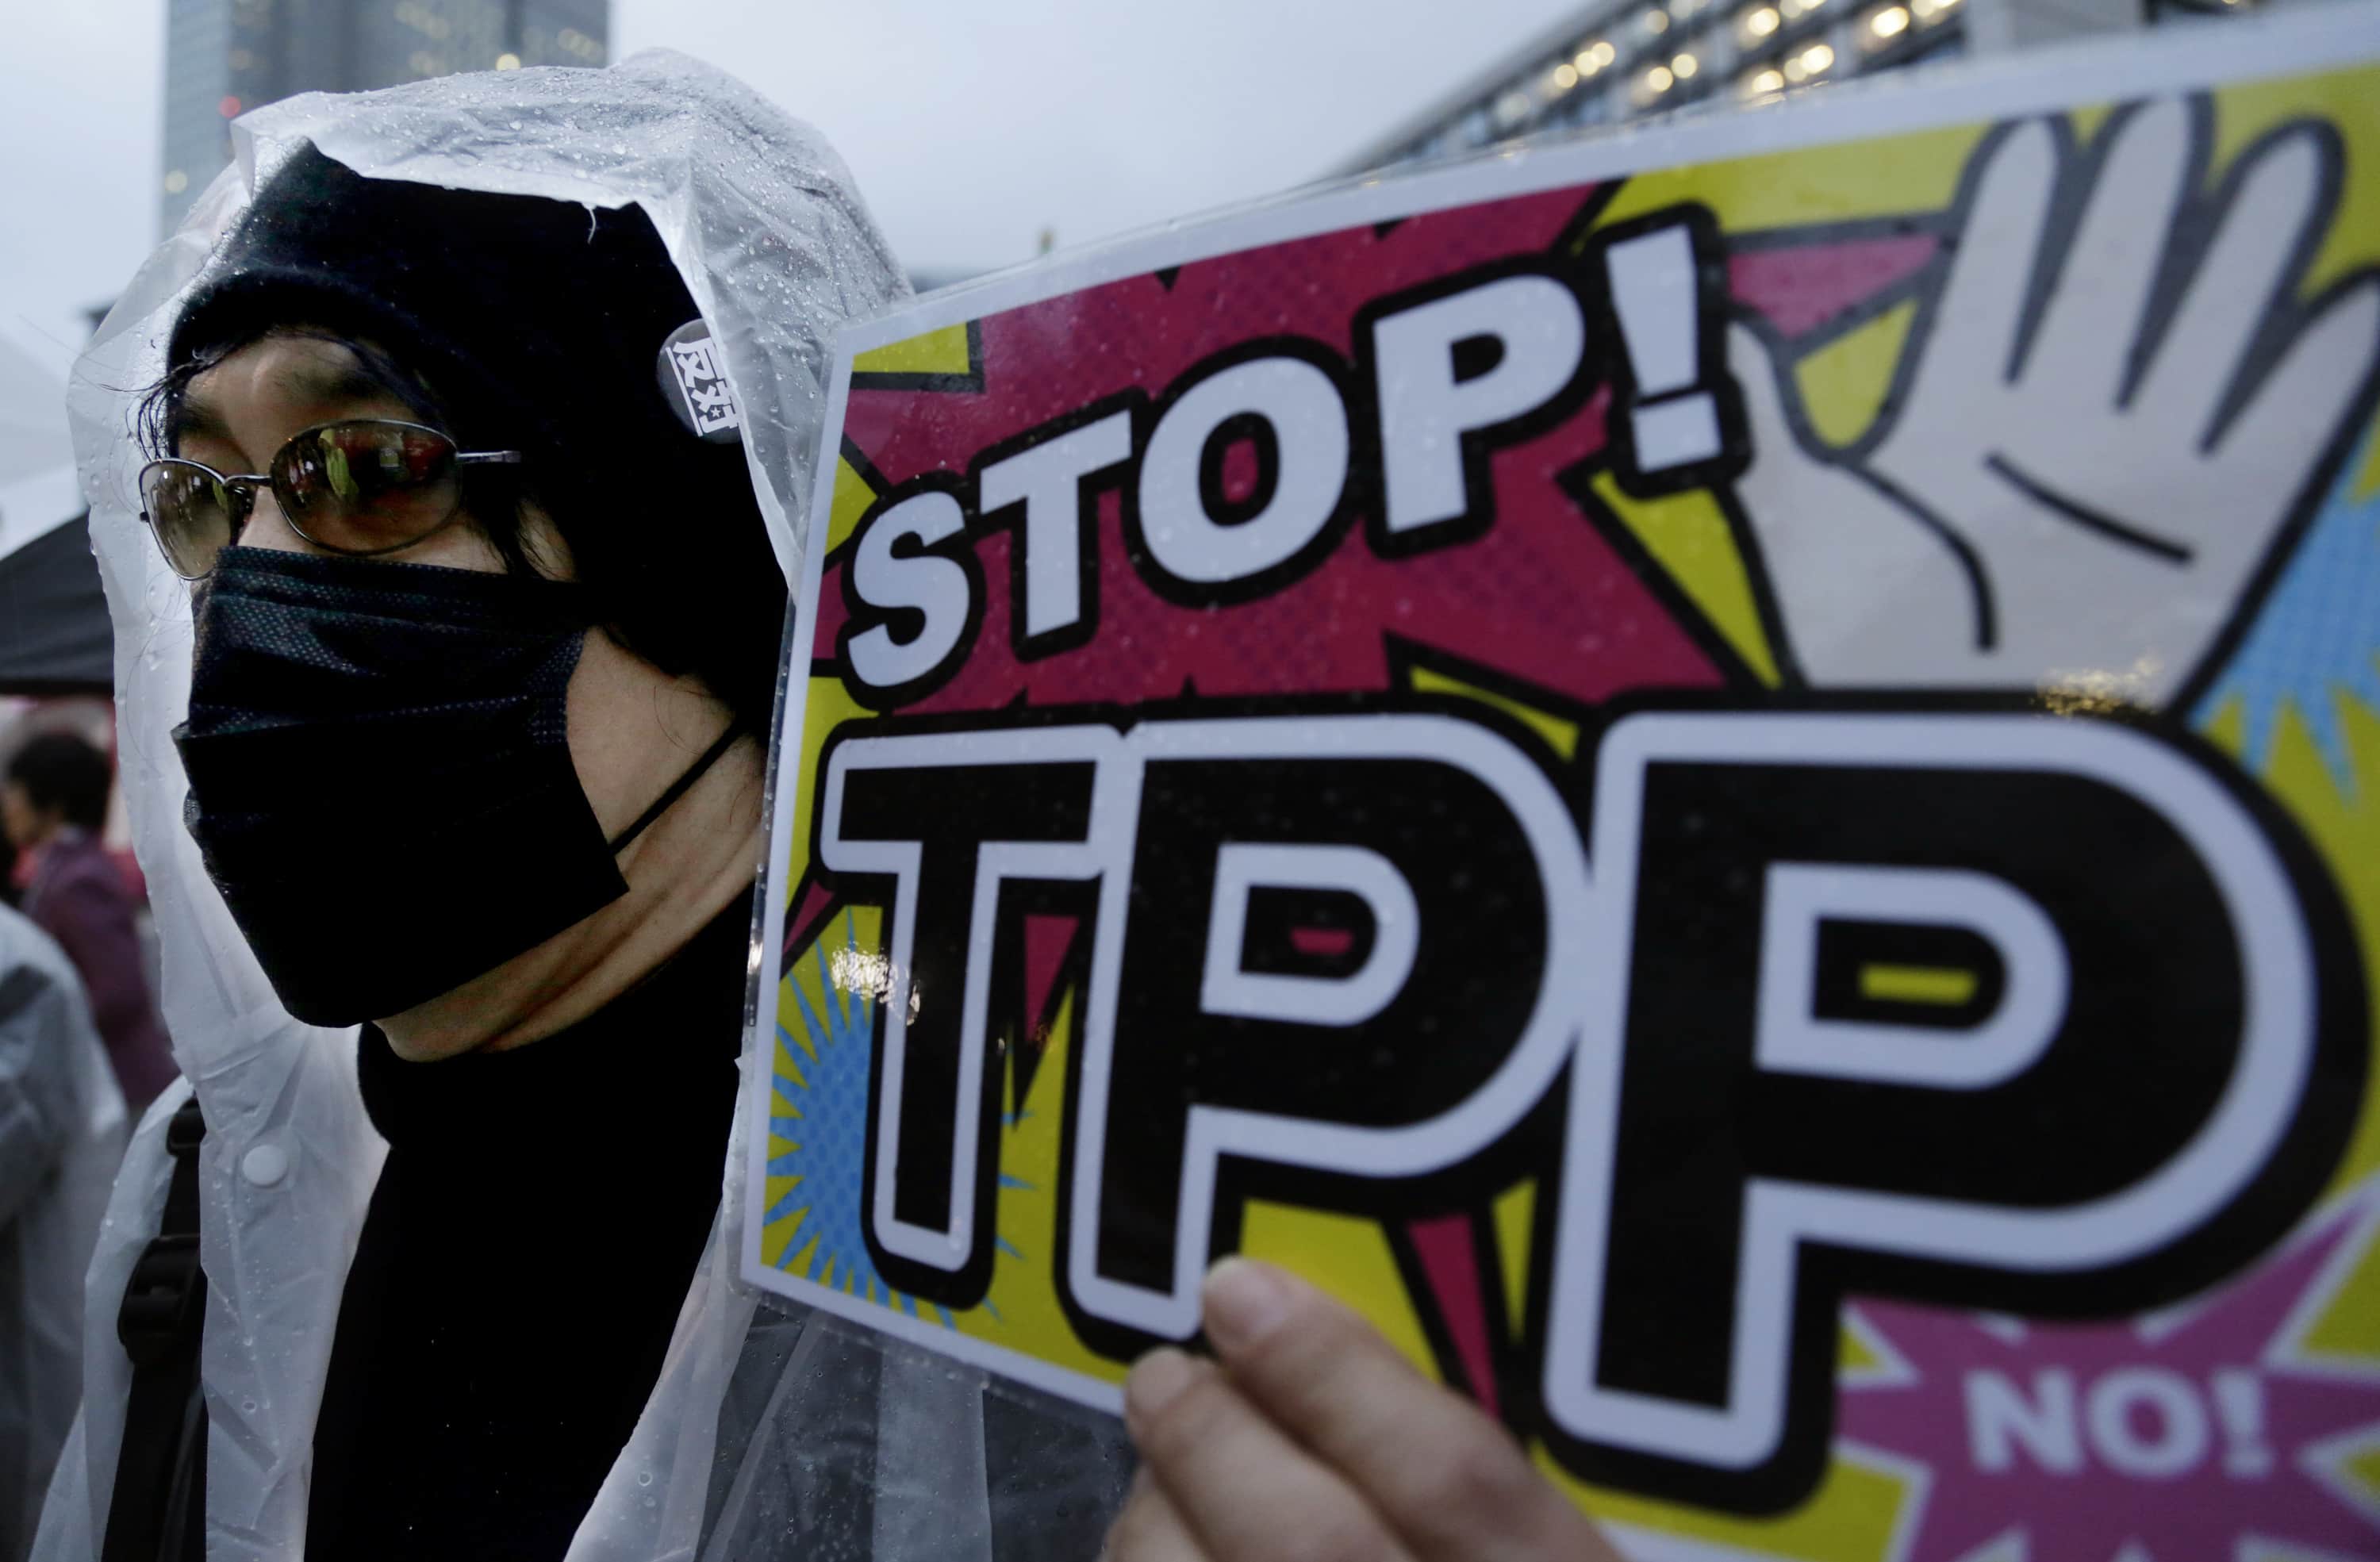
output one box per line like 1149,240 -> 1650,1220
173,547 -> 735,1027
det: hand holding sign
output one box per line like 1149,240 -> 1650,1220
1110,1260 -> 1616,1562
1730,98 -> 2380,701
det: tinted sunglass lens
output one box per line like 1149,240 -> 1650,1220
140,462 -> 236,580
274,423 -> 459,555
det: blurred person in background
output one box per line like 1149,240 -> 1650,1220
0,896 -> 128,1562
2,735 -> 175,1114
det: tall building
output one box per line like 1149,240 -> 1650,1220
1337,0 -> 2253,175
160,0 -> 609,235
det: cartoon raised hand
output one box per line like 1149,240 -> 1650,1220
1727,98 -> 2380,704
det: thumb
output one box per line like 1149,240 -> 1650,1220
1726,320 -> 1824,488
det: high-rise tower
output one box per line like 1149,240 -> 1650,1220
160,0 -> 608,235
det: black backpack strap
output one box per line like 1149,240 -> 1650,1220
104,1096 -> 209,1562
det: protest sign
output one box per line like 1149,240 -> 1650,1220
743,10 -> 2380,1551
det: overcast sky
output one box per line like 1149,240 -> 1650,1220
0,0 -> 1580,392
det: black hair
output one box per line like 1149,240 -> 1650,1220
148,147 -> 792,738
8,731 -> 113,833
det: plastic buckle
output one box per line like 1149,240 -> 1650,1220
118,1234 -> 205,1368
164,1097 -> 205,1158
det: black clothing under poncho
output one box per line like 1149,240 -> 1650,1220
305,894 -> 749,1560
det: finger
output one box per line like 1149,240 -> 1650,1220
2033,99 -> 2193,401
1727,320 -> 1871,515
1200,1260 -> 1619,1562
1726,320 -> 1968,682
1124,1347 -> 1418,1562
1923,120 -> 2059,387
1729,319 -> 1821,472
1104,1469 -> 1211,1562
2213,275 -> 2380,500
2140,130 -> 2329,443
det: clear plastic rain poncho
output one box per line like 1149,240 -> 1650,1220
2,903 -> 127,1560
36,52 -> 1132,1562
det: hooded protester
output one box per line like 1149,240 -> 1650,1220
146,147 -> 794,1560
36,49 -> 1611,1562
0,900 -> 126,1562
3,733 -> 177,1114
32,54 -> 1149,1562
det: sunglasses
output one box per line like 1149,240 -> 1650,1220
138,419 -> 524,581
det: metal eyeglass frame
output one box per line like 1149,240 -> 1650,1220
137,418 -> 524,581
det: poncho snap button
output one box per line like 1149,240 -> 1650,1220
240,1142 -> 290,1188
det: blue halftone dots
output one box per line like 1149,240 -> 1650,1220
2195,433 -> 2380,790
767,910 -> 950,1324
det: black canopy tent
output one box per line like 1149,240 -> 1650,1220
0,512 -> 111,694
0,322 -> 112,697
